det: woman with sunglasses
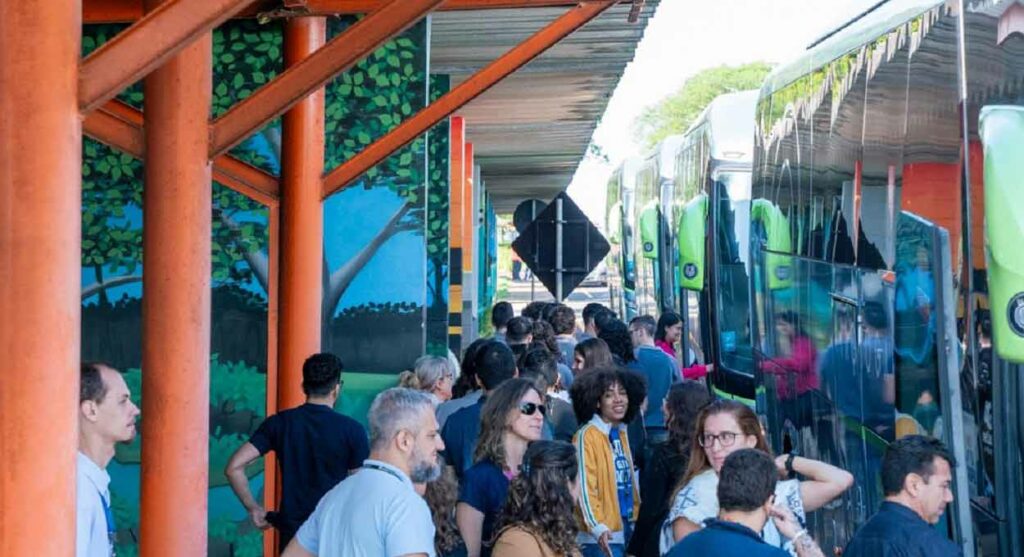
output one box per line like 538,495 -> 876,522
661,400 -> 852,555
569,367 -> 647,557
458,378 -> 547,557
492,440 -> 582,557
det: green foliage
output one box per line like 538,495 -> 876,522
214,21 -> 284,176
634,62 -> 773,149
323,19 -> 428,212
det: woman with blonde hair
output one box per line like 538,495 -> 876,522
397,355 -> 455,403
661,399 -> 852,555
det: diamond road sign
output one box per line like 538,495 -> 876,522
511,192 -> 609,300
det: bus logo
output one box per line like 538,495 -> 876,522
644,241 -> 654,253
683,263 -> 698,279
775,265 -> 791,281
1009,293 -> 1024,337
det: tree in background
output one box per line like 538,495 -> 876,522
633,62 -> 772,149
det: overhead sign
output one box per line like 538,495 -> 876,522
512,192 -> 610,301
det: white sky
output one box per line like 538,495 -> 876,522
566,0 -> 879,228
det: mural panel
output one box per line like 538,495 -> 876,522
321,18 -> 430,391
426,74 -> 452,356
81,21 -> 280,556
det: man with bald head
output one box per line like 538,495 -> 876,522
77,362 -> 140,557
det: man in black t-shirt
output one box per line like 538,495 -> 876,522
224,353 -> 369,550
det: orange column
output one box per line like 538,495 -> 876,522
139,2 -> 212,554
448,117 -> 466,352
278,18 -> 326,409
0,2 -> 80,555
462,143 -> 476,334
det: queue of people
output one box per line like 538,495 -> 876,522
76,300 -> 965,557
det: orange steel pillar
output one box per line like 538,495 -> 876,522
0,2 -> 81,555
462,143 -> 476,338
278,18 -> 326,409
139,1 -> 213,553
447,117 -> 466,352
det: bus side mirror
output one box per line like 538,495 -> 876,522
677,194 -> 707,291
980,106 -> 1024,363
752,199 -> 794,290
639,202 -> 660,260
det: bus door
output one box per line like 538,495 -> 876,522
979,105 -> 1024,557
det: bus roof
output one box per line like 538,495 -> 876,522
761,0 -> 943,97
685,90 -> 759,164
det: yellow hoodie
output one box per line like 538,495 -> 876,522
573,415 -> 641,545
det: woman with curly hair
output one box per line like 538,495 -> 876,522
424,466 -> 469,557
661,399 -> 852,556
598,320 -> 636,366
569,367 -> 647,557
457,378 -> 546,557
492,441 -> 582,557
628,381 -> 711,557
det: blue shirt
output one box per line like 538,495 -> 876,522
459,460 -> 511,557
249,403 -> 369,539
610,427 -> 634,523
295,459 -> 435,557
441,398 -> 485,479
628,345 -> 679,428
667,519 -> 789,557
844,501 -> 961,557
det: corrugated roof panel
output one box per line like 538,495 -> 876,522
431,1 -> 660,212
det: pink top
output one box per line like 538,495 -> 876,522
656,340 -> 709,380
759,336 -> 819,399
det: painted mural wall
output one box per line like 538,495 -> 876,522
427,74 -> 452,356
80,17 -> 444,556
321,18 -> 429,377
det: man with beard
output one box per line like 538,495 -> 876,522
284,388 -> 445,557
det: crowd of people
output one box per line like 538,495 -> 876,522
75,299 -> 964,557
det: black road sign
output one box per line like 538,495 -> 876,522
511,192 -> 609,301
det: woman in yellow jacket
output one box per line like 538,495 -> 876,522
569,367 -> 646,557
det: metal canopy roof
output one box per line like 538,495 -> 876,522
431,1 -> 660,213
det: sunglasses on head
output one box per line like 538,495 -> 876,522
519,402 -> 547,417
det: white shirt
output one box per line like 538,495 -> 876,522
76,452 -> 113,557
295,459 -> 436,557
660,468 -> 805,556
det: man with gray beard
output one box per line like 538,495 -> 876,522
284,388 -> 445,557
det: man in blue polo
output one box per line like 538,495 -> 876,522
667,449 -> 826,557
224,353 -> 368,551
844,435 -> 961,557
628,315 -> 678,444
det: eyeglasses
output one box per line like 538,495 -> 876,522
698,431 -> 739,448
519,402 -> 547,417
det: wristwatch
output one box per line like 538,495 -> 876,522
785,453 -> 797,476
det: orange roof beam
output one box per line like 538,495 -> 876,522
83,100 -> 281,204
208,0 -> 446,159
79,0 -> 259,114
81,0 -> 616,23
321,0 -> 617,197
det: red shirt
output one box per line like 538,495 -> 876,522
656,340 -> 709,380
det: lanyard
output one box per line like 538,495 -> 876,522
98,490 -> 117,557
362,462 -> 407,484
